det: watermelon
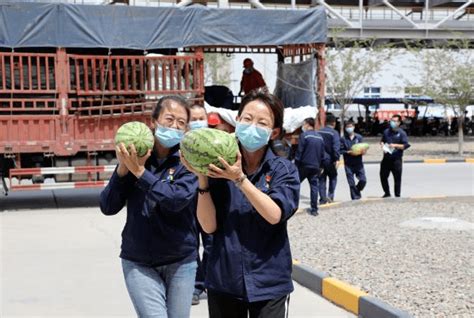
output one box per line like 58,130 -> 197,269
180,128 -> 238,174
115,121 -> 154,157
351,143 -> 370,155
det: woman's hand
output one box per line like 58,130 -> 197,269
115,145 -> 129,177
179,151 -> 210,188
117,143 -> 151,178
179,151 -> 205,177
207,150 -> 243,181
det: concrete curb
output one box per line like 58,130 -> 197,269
362,158 -> 474,165
296,195 -> 474,214
292,261 -> 413,318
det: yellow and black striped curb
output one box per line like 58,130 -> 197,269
362,158 -> 474,165
292,261 -> 413,318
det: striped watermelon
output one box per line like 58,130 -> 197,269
351,142 -> 370,155
115,121 -> 154,157
180,128 -> 238,174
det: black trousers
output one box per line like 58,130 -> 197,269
298,166 -> 320,212
208,290 -> 290,318
380,157 -> 403,197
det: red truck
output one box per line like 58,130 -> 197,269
0,3 -> 327,195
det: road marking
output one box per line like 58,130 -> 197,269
424,159 -> 446,164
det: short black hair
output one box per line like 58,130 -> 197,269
152,95 -> 190,122
392,114 -> 402,122
326,114 -> 336,125
345,120 -> 355,126
303,117 -> 315,128
239,89 -> 284,137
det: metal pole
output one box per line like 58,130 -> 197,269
317,0 -> 355,28
433,0 -> 473,28
424,0 -> 429,36
316,44 -> 326,129
382,0 -> 420,29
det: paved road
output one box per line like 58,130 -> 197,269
1,207 -> 354,317
1,163 -> 473,211
302,162 -> 474,204
1,163 -> 472,317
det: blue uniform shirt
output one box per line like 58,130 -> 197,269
206,148 -> 300,302
100,149 -> 199,266
381,128 -> 411,159
318,126 -> 341,163
341,133 -> 364,167
295,130 -> 326,170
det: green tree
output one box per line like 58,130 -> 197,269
411,39 -> 473,155
204,53 -> 232,87
325,36 -> 396,135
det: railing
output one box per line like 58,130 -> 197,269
331,6 -> 472,22
69,54 -> 200,96
0,53 -> 56,94
0,98 -> 57,113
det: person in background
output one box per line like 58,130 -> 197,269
181,89 -> 299,318
295,117 -> 326,215
340,120 -> 367,200
318,114 -> 340,204
100,95 -> 198,317
238,58 -> 267,96
189,104 -> 214,305
380,114 -> 411,198
189,104 -> 209,131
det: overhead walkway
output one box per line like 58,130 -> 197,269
9,0 -> 474,43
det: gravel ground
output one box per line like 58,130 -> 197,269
288,197 -> 474,318
360,136 -> 474,161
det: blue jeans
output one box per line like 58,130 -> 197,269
121,258 -> 197,318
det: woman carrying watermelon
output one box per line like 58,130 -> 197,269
100,95 -> 199,317
181,89 -> 300,318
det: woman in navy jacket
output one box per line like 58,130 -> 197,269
181,90 -> 300,318
100,95 -> 198,318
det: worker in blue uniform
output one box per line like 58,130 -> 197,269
340,120 -> 367,200
295,117 -> 326,215
100,96 -> 199,317
188,104 -> 214,306
380,114 -> 411,197
181,90 -> 300,318
318,114 -> 340,203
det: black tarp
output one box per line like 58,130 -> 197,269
0,2 -> 327,49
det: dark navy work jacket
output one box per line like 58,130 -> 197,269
318,126 -> 341,163
341,133 -> 364,167
381,128 -> 411,160
100,149 -> 199,266
206,148 -> 300,302
295,131 -> 326,171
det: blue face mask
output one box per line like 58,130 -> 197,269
155,124 -> 184,148
345,127 -> 354,134
189,120 -> 208,130
390,120 -> 399,130
235,123 -> 272,152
